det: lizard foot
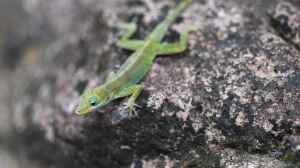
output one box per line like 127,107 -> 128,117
122,103 -> 141,117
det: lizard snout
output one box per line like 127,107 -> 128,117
74,105 -> 81,115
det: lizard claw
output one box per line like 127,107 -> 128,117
122,103 -> 140,117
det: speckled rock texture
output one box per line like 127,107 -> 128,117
7,0 -> 300,167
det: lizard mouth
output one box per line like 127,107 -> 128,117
74,108 -> 85,116
74,104 -> 103,116
74,104 -> 89,116
75,109 -> 91,116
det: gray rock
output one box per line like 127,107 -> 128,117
6,0 -> 300,167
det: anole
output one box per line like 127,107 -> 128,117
76,0 -> 195,116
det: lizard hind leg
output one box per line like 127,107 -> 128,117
118,22 -> 137,38
157,26 -> 198,55
116,22 -> 145,51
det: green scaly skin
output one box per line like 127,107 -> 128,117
76,0 -> 195,116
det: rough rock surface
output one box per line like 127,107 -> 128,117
3,0 -> 300,167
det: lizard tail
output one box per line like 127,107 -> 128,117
165,0 -> 193,23
148,0 -> 192,41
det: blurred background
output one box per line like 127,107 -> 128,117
0,0 -> 50,167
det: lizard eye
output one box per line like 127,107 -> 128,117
89,96 -> 98,106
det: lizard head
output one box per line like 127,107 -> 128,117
75,88 -> 109,116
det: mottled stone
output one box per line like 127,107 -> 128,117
5,0 -> 300,167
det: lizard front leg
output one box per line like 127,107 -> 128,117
113,84 -> 144,116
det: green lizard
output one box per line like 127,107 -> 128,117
75,0 -> 195,116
